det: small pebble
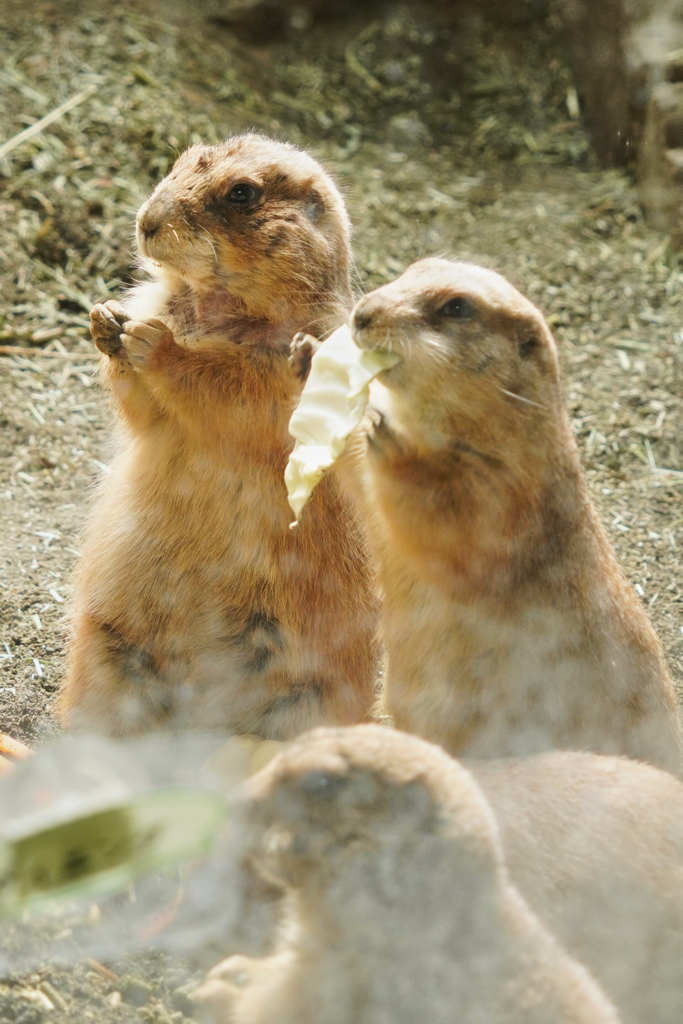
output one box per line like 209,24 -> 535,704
122,978 -> 153,1007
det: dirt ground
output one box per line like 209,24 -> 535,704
0,0 -> 681,1020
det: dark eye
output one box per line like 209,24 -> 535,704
439,297 -> 476,320
226,181 -> 261,206
298,770 -> 345,797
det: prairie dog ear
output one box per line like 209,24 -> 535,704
514,317 -> 544,360
304,191 -> 324,224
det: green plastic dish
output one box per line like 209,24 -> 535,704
0,787 -> 229,917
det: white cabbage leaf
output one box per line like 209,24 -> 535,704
285,325 -> 399,522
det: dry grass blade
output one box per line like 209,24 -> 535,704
0,85 -> 97,160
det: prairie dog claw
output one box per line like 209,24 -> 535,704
289,331 -> 319,382
120,318 -> 175,370
90,300 -> 129,357
365,407 -> 401,455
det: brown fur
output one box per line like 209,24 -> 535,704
348,258 -> 679,771
194,725 -> 619,1024
474,750 -> 683,1024
59,134 -> 378,737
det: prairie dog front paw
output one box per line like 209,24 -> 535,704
365,407 -> 403,458
289,331 -> 319,382
90,300 -> 129,357
120,318 -> 175,370
193,955 -> 256,1023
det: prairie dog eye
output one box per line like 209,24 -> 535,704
226,181 -> 262,205
439,297 -> 477,320
298,770 -> 346,797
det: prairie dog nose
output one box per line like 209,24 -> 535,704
352,308 -> 373,332
137,189 -> 175,239
351,296 -> 383,343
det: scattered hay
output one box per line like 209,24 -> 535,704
0,0 -> 680,1019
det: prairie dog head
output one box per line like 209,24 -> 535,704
135,133 -> 352,325
241,724 -> 504,893
352,258 -> 562,449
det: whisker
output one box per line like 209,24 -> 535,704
498,386 -> 545,410
198,226 -> 218,263
415,332 -> 451,367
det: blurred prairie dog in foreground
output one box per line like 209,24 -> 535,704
349,257 -> 679,771
60,133 -> 378,738
195,725 -> 620,1024
208,729 -> 683,1024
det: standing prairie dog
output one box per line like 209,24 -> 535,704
349,257 -> 679,771
60,134 -> 378,737
195,725 -> 620,1024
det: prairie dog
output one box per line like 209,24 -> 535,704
60,134 -> 378,737
474,750 -> 683,1024
350,257 -> 679,771
201,728 -> 683,1022
195,725 -> 620,1024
